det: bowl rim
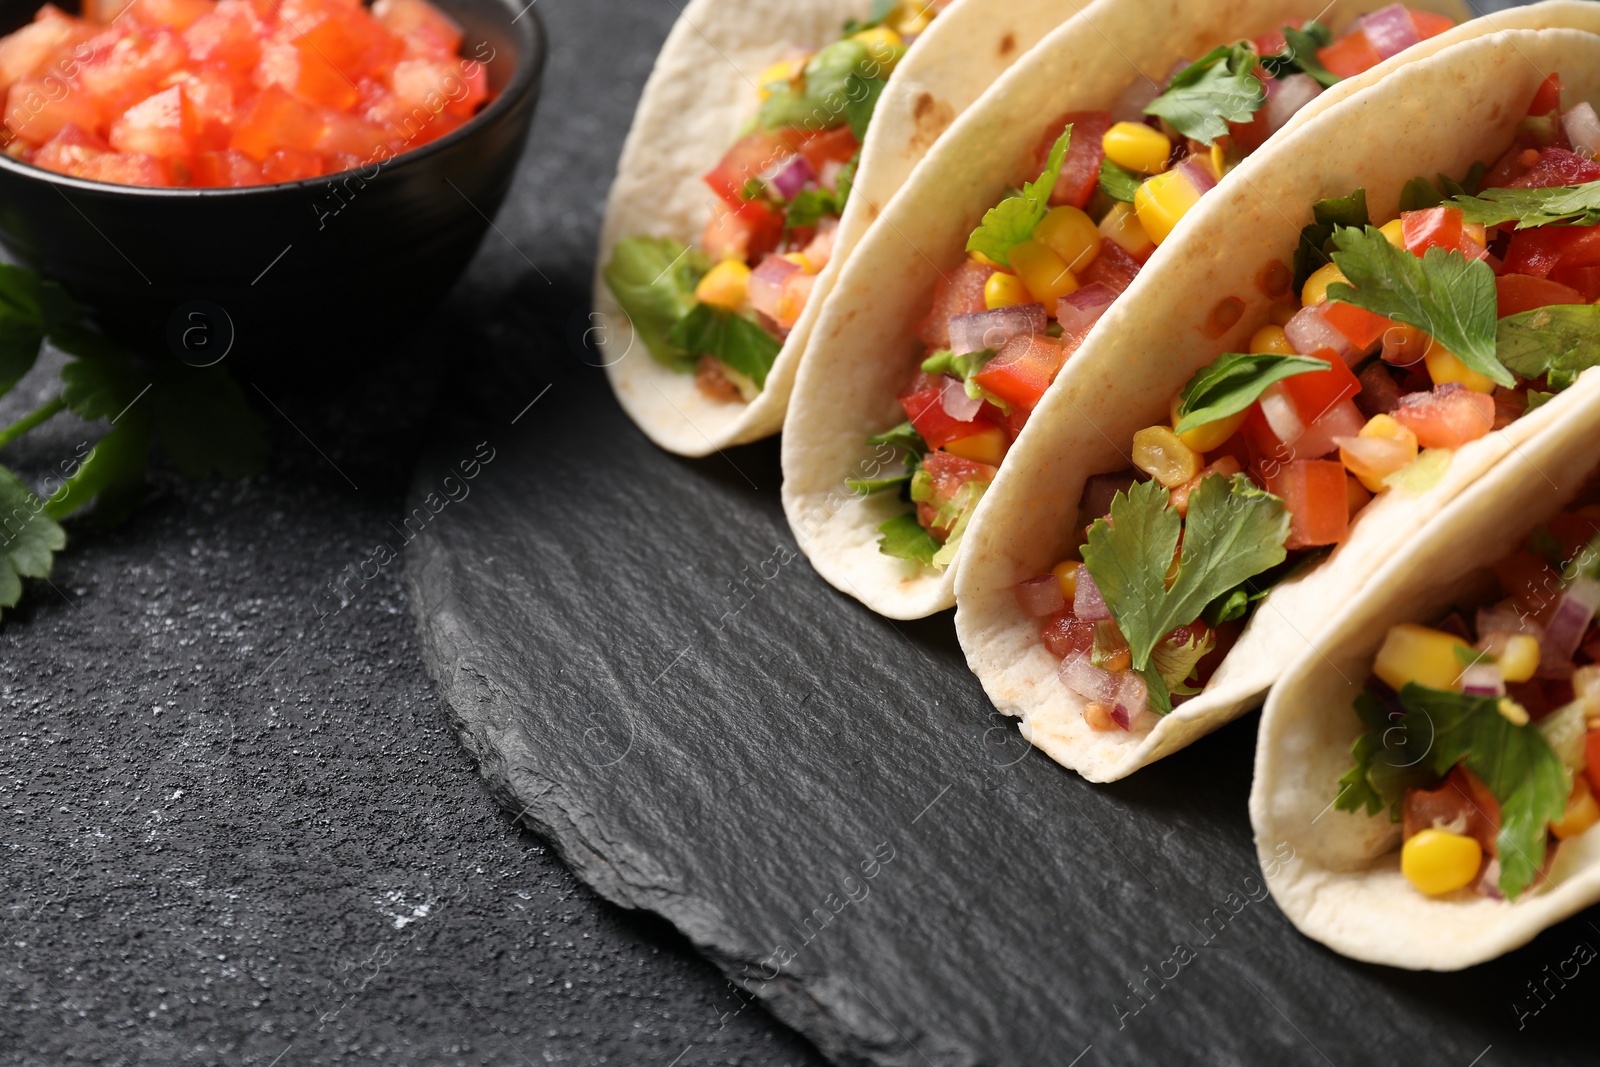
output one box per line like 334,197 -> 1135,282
0,0 -> 546,198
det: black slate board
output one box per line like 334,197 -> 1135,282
406,1 -> 1600,1063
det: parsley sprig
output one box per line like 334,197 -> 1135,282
1145,43 -> 1266,146
966,126 -> 1072,267
1450,178 -> 1600,230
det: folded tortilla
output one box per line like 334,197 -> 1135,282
593,0 -> 1077,457
952,16 -> 1600,782
1253,376 -> 1600,970
782,0 -> 1481,621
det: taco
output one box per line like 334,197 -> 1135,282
1253,382 -> 1600,969
950,16 -> 1600,783
781,0 -> 1486,620
594,0 -> 1075,456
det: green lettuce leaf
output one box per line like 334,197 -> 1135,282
1174,351 -> 1332,434
603,236 -> 712,370
1144,43 -> 1266,145
666,303 -> 782,390
967,126 -> 1072,267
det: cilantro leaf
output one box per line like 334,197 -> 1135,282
1082,474 -> 1289,674
1440,161 -> 1487,199
666,303 -> 782,390
1098,158 -> 1143,204
867,421 -> 927,453
1150,627 -> 1215,700
1293,188 -> 1369,289
1450,180 -> 1600,230
1174,351 -> 1332,434
1335,690 -> 1402,818
602,236 -> 712,370
844,75 -> 887,140
1275,22 -> 1339,88
150,364 -> 269,480
848,474 -> 912,495
930,480 -> 986,569
1144,43 -> 1266,145
1495,302 -> 1600,391
876,513 -> 938,565
1327,225 -> 1508,387
1395,683 -> 1570,900
0,465 -> 65,619
1400,176 -> 1444,212
967,125 -> 1071,267
786,187 -> 839,231
45,412 -> 150,526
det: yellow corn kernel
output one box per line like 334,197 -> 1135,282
1379,219 -> 1406,247
1035,206 -> 1102,273
1168,393 -> 1246,453
1465,221 -> 1488,247
1134,169 -> 1202,246
1401,829 -> 1483,896
1498,634 -> 1541,684
969,249 -> 1006,269
1052,560 -> 1080,601
694,260 -> 751,310
852,27 -> 905,75
1373,623 -> 1474,693
1249,325 -> 1294,355
1102,121 -> 1171,175
1009,238 -> 1079,305
851,26 -> 903,50
1552,778 -> 1600,840
1210,140 -> 1228,181
888,1 -> 933,35
944,426 -> 1008,466
1132,425 -> 1201,488
1301,262 -> 1348,307
781,250 -> 813,272
985,271 -> 1031,310
1345,413 -> 1419,492
757,57 -> 806,100
1098,200 -> 1154,260
1424,344 -> 1497,394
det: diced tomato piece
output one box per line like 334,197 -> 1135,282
1484,143 -> 1537,189
1502,226 -> 1586,279
75,149 -> 173,185
1229,104 -> 1273,157
84,0 -> 137,22
1394,383 -> 1495,449
125,0 -> 214,31
29,122 -> 109,175
1252,28 -> 1287,56
77,26 -> 188,117
1282,351 -> 1361,420
256,35 -> 355,110
191,146 -> 264,185
916,260 -> 995,348
182,0 -> 263,71
1409,9 -> 1455,39
1507,147 -> 1600,189
703,131 -> 794,209
972,334 -> 1065,411
1588,730 -> 1600,795
387,56 -> 482,120
1529,72 -> 1563,117
1320,302 -> 1390,352
775,270 -> 816,331
1495,273 -> 1586,317
899,384 -> 993,450
257,146 -> 319,181
795,124 -> 858,172
166,68 -> 244,151
1041,608 -> 1095,660
1078,239 -> 1141,293
0,6 -> 90,90
372,0 -> 462,58
1403,765 -> 1500,856
1265,459 -> 1349,549
1401,206 -> 1464,256
1318,29 -> 1382,80
229,84 -> 322,158
1037,111 -> 1111,210
701,199 -> 783,264
1550,263 -> 1600,303
314,105 -> 384,156
4,77 -> 100,145
920,449 -> 997,503
109,84 -> 196,158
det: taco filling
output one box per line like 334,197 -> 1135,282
602,2 -> 949,404
1012,72 -> 1600,732
1331,500 -> 1600,902
858,5 -> 1455,569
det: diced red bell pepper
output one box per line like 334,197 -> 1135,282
1281,350 -> 1362,419
1038,111 -> 1111,210
1317,29 -> 1382,80
1409,9 -> 1455,39
916,260 -> 995,348
1549,263 -> 1600,303
1529,72 -> 1563,117
972,334 -> 1065,411
1265,459 -> 1350,550
1078,239 -> 1141,293
1320,302 -> 1391,352
1507,147 -> 1600,189
795,124 -> 859,173
1394,383 -> 1495,449
702,131 -> 794,209
1495,273 -> 1587,317
900,384 -> 992,449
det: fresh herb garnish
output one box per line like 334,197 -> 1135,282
967,126 -> 1072,267
1335,689 -> 1435,819
1496,303 -> 1600,391
1098,157 -> 1143,203
1081,474 -> 1290,712
1173,351 -> 1332,434
1450,179 -> 1600,229
1527,388 -> 1557,412
786,187 -> 841,231
867,420 -> 927,453
850,422 -> 927,496
930,480 -> 985,569
876,512 -> 939,565
1293,188 -> 1369,289
1326,224 -> 1509,387
1439,161 -> 1487,199
603,236 -> 712,370
1272,22 -> 1339,88
1144,43 -> 1266,145
1150,628 -> 1216,698
1400,176 -> 1445,212
844,75 -> 888,140
666,303 -> 783,390
0,467 -> 64,620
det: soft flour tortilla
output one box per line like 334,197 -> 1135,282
1253,379 -> 1600,971
593,0 -> 1075,457
953,25 -> 1600,782
781,0 -> 1475,621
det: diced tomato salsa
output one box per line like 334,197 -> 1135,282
0,0 -> 493,187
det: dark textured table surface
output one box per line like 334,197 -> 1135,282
0,1 -> 826,1063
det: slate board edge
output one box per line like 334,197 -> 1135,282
405,551 -> 922,1067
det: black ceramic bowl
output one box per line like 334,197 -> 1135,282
0,0 -> 545,367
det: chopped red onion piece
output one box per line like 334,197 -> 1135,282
1477,605 -> 1542,640
1360,4 -> 1420,59
1293,400 -> 1365,460
1058,284 -> 1118,347
818,158 -> 846,192
1059,652 -> 1119,704
1537,655 -> 1575,681
1178,157 -> 1217,195
766,154 -> 815,200
1074,568 -> 1111,621
1262,73 -> 1321,137
1082,472 -> 1136,520
940,377 -> 983,421
1475,858 -> 1504,900
1544,577 -> 1600,660
1113,671 -> 1149,731
1258,383 -> 1305,446
1564,102 -> 1600,159
1015,575 -> 1066,618
1284,304 -> 1355,363
948,303 -> 1049,356
748,255 -> 800,321
1461,662 -> 1505,697
1111,78 -> 1161,122
1160,57 -> 1191,87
